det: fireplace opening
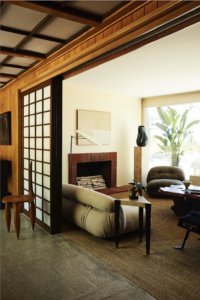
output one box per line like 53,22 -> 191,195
77,161 -> 111,188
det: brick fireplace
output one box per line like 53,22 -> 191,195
68,152 -> 117,187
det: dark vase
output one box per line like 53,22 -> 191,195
136,126 -> 148,147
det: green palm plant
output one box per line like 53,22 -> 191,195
129,180 -> 146,196
153,106 -> 200,166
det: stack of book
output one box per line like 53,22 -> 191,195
77,175 -> 107,190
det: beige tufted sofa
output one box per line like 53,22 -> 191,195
62,184 -> 146,239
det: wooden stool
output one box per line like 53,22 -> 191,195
2,162 -> 36,239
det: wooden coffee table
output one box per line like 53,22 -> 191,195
159,186 -> 200,216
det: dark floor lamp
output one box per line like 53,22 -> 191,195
69,130 -> 101,184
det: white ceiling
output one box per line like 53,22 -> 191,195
63,22 -> 200,98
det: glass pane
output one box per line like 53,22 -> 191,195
36,173 -> 42,185
30,149 -> 35,160
30,127 -> 35,137
24,169 -> 29,180
24,138 -> 29,148
30,115 -> 35,126
44,98 -> 50,111
36,89 -> 42,101
24,159 -> 29,169
24,95 -> 29,105
24,127 -> 29,137
24,180 -> 28,190
36,161 -> 42,173
36,196 -> 42,209
43,176 -> 50,188
43,201 -> 50,214
43,138 -> 50,150
36,208 -> 42,221
36,150 -> 42,161
24,203 -> 29,211
24,116 -> 28,126
43,85 -> 50,98
24,106 -> 28,116
43,112 -> 50,124
30,92 -> 35,103
30,104 -> 35,114
43,213 -> 50,226
24,189 -> 28,195
43,163 -> 50,176
24,149 -> 29,158
36,185 -> 42,197
30,138 -> 35,148
43,125 -> 50,137
36,138 -> 42,149
43,151 -> 50,163
36,126 -> 42,137
36,101 -> 42,113
36,113 -> 42,125
43,188 -> 50,201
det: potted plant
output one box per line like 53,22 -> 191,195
129,180 -> 146,200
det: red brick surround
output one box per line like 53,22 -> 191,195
68,152 -> 117,186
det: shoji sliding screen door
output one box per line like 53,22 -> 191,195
22,77 -> 62,234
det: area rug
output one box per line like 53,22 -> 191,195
96,185 -> 129,195
62,191 -> 200,300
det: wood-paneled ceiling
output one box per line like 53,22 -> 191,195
0,0 -> 127,88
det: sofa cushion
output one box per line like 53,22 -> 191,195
147,179 -> 183,198
147,166 -> 185,183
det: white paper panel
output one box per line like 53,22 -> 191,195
24,127 -> 29,137
36,101 -> 42,113
43,201 -> 50,214
43,176 -> 50,188
36,89 -> 42,101
36,150 -> 42,161
30,138 -> 35,148
24,138 -> 28,148
30,115 -> 35,126
24,180 -> 28,190
36,113 -> 42,125
36,208 -> 42,221
24,149 -> 29,158
36,173 -> 42,185
43,151 -> 50,163
36,138 -> 42,149
24,159 -> 29,169
24,189 -> 28,195
30,149 -> 35,160
31,160 -> 35,171
43,125 -> 50,137
36,126 -> 42,137
30,104 -> 35,114
24,169 -> 29,180
43,213 -> 50,226
24,202 -> 29,211
24,116 -> 28,126
32,183 -> 35,193
43,86 -> 50,99
36,196 -> 42,209
43,112 -> 50,124
36,185 -> 42,197
36,161 -> 42,173
43,188 -> 50,201
24,95 -> 29,105
44,98 -> 50,111
30,92 -> 35,103
43,138 -> 50,150
30,127 -> 35,137
43,163 -> 50,176
24,106 -> 28,116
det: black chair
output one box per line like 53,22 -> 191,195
174,211 -> 200,249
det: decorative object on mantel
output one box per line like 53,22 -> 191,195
136,126 -> 148,147
77,109 -> 111,145
69,130 -> 101,184
191,160 -> 200,176
128,179 -> 146,200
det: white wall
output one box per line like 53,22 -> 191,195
62,84 -> 141,186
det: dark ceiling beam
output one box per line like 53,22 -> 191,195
0,47 -> 46,61
0,73 -> 17,79
6,1 -> 101,27
0,81 -> 7,84
1,63 -> 28,70
0,25 -> 65,44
